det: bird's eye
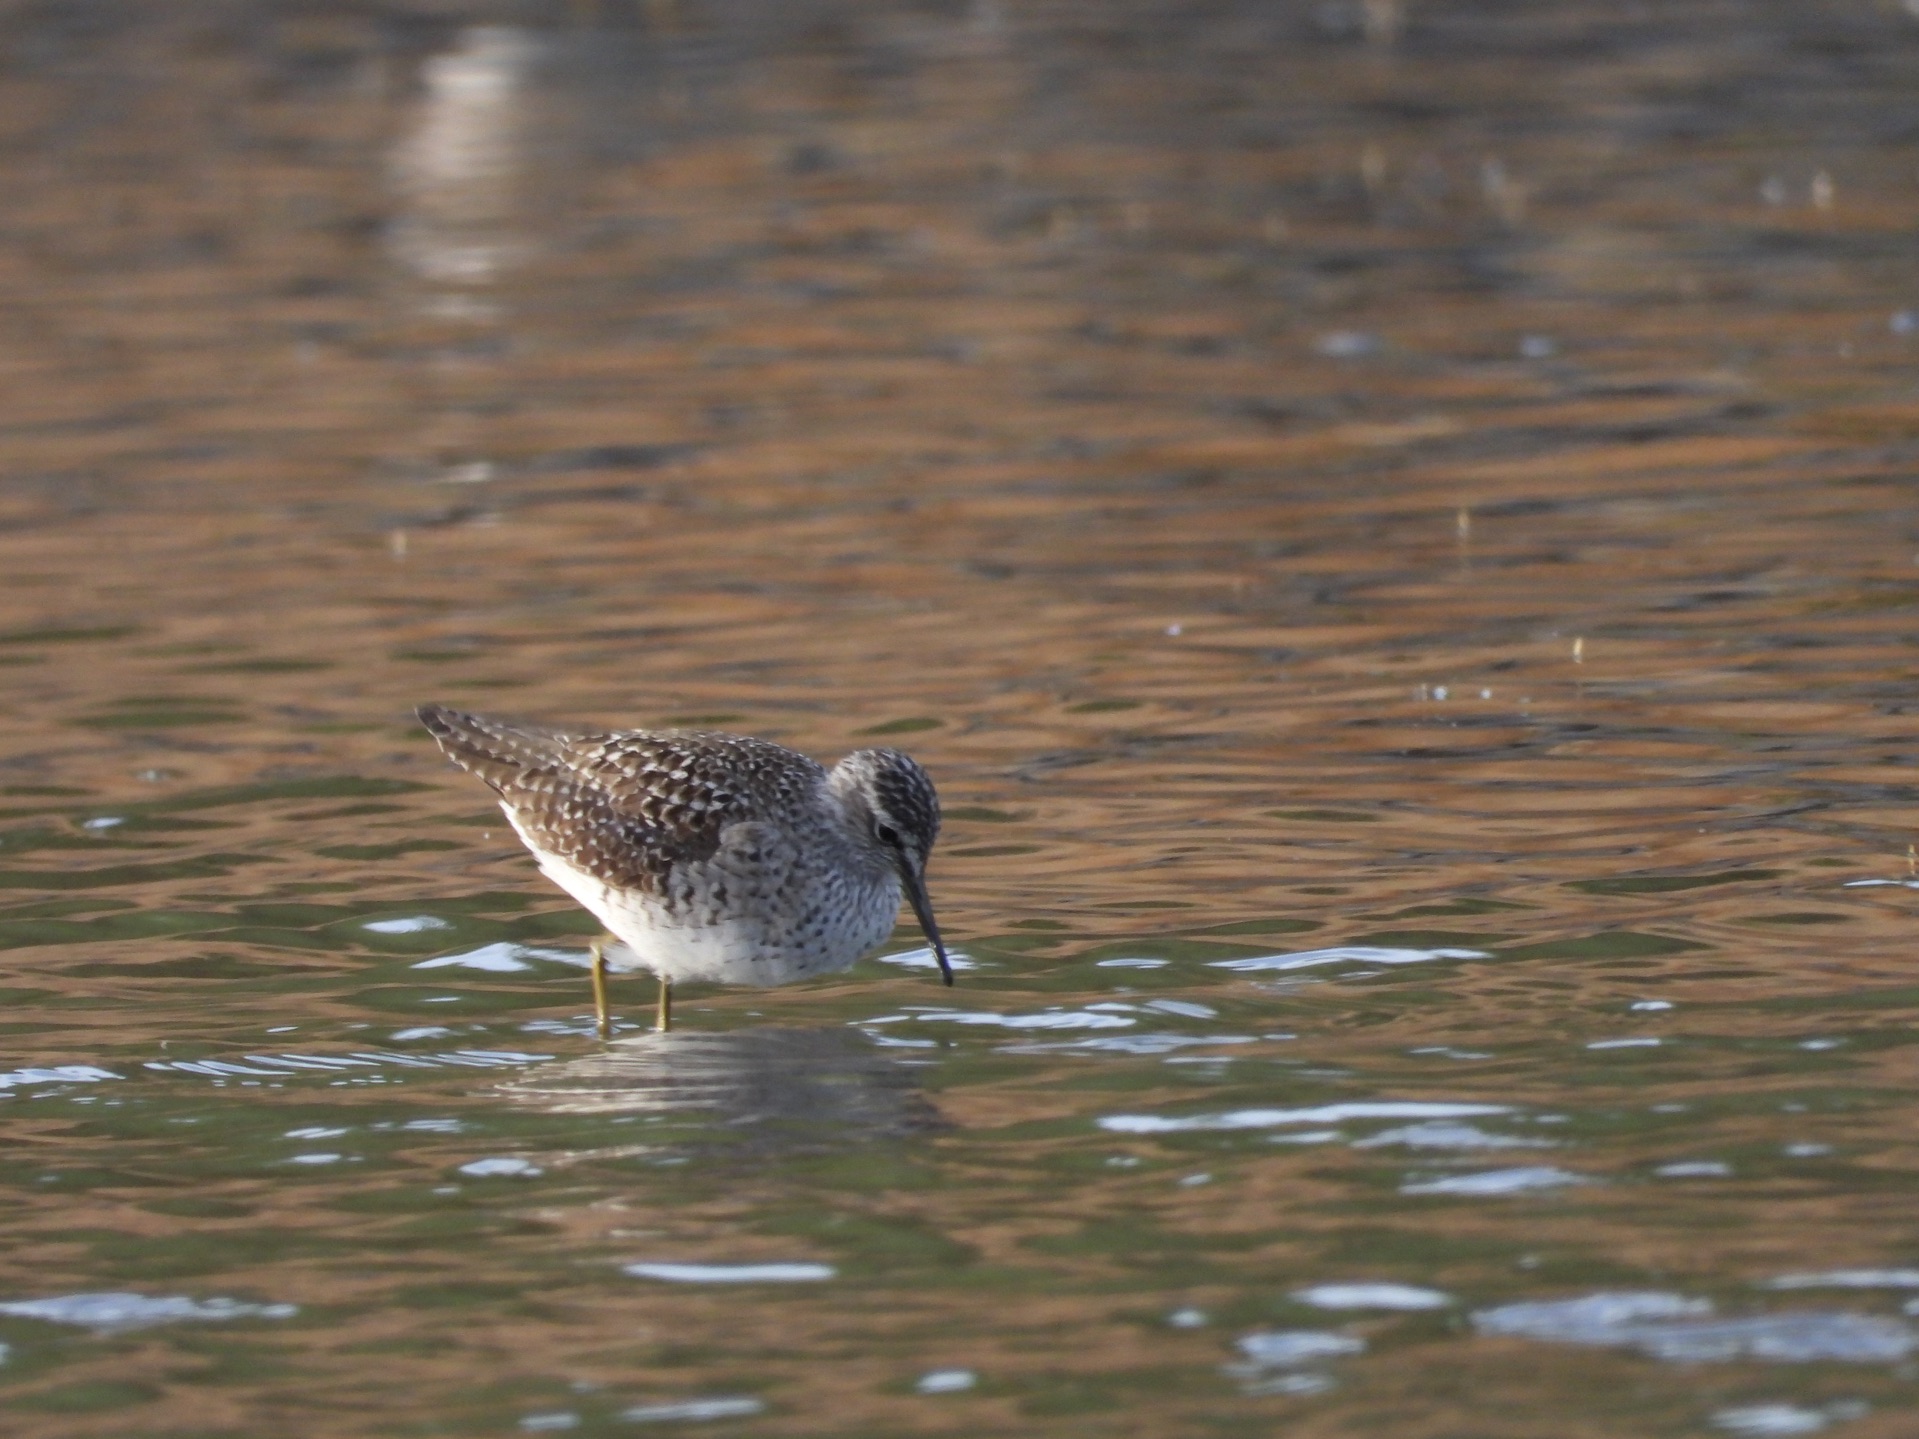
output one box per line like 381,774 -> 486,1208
875,824 -> 900,847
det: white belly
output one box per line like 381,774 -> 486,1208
506,808 -> 898,987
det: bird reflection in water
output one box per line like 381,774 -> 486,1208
497,1026 -> 944,1151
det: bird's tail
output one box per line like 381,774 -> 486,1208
417,704 -> 572,793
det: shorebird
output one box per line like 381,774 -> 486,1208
417,705 -> 952,1035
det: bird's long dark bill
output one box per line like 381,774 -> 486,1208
902,868 -> 954,986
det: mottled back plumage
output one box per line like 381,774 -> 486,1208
418,705 -> 826,895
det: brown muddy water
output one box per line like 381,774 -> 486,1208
4,1 -> 1919,1435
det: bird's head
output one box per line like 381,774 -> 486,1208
830,747 -> 951,984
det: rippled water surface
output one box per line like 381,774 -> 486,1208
7,2 -> 1919,1434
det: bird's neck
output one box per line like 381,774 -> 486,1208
822,767 -> 894,884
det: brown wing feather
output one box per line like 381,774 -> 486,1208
417,704 -> 826,893
417,705 -> 573,792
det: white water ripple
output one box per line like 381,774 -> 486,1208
1210,945 -> 1491,973
1402,1166 -> 1591,1196
0,1292 -> 297,1332
1099,1101 -> 1510,1134
1474,1292 -> 1914,1363
0,1065 -> 120,1090
1292,1283 -> 1453,1312
624,1262 -> 834,1284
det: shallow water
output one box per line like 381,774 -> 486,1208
5,1 -> 1919,1434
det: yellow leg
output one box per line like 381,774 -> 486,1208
655,976 -> 672,1033
590,936 -> 611,1039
